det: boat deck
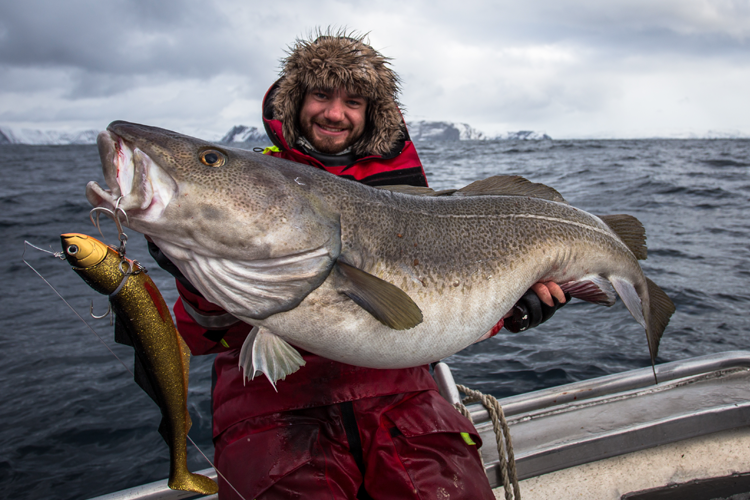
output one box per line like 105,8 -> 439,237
90,351 -> 750,500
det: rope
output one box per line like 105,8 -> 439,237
455,384 -> 521,500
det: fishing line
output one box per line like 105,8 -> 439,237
22,241 -> 134,376
23,241 -> 248,500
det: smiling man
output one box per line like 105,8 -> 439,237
298,88 -> 367,153
152,31 -> 568,500
259,33 -> 429,187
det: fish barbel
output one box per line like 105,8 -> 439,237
86,121 -> 675,387
61,233 -> 218,495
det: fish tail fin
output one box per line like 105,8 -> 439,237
645,277 -> 676,365
610,276 -> 675,383
168,470 -> 219,495
597,214 -> 647,260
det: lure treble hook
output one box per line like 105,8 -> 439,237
90,301 -> 113,325
89,196 -> 129,258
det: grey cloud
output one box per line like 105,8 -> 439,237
0,1 -> 276,85
405,0 -> 750,60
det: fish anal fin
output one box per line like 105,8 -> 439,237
238,326 -> 306,390
645,277 -> 676,362
598,214 -> 648,260
560,275 -> 617,306
334,261 -> 423,330
454,175 -> 567,203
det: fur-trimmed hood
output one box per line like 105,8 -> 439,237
272,31 -> 404,157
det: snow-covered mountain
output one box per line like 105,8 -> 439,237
216,122 -> 553,145
219,125 -> 268,144
406,121 -> 552,141
493,130 -> 552,141
0,127 -> 99,145
407,121 -> 486,141
7,122 -> 746,146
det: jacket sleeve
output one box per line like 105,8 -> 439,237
174,281 -> 253,355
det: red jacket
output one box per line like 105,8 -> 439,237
175,85 -> 454,440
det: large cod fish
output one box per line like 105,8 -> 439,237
87,121 -> 675,387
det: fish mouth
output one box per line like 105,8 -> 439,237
86,129 -> 177,226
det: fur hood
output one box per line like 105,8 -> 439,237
272,31 -> 404,157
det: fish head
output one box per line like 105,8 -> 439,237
86,121 -> 341,263
61,233 -> 108,269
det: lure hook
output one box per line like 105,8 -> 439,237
90,301 -> 113,325
89,197 -> 129,258
90,206 -> 129,239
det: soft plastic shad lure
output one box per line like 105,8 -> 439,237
61,233 -> 217,495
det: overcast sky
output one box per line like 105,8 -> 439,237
1,0 -> 748,139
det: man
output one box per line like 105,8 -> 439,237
151,32 -> 567,499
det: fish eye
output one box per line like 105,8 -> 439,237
67,245 -> 79,255
200,149 -> 226,167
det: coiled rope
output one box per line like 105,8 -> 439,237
454,384 -> 521,500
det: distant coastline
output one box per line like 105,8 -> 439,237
2,123 -> 749,146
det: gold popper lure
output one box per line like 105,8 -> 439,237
60,233 -> 218,495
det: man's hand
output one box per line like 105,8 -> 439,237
530,282 -> 566,308
504,282 -> 571,333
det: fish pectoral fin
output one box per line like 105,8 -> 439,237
597,214 -> 648,260
238,326 -> 305,391
454,175 -> 567,203
334,261 -> 423,330
560,275 -> 617,306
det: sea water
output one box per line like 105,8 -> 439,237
1,139 -> 749,499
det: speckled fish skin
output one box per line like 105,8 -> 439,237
61,233 -> 217,495
86,121 -> 673,372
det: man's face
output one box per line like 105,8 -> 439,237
298,88 -> 367,154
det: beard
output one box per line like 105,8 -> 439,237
298,118 -> 364,154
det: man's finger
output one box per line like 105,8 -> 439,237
531,282 -> 554,307
546,282 -> 566,304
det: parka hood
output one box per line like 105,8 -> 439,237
272,30 -> 404,157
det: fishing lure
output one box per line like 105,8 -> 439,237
61,232 -> 217,495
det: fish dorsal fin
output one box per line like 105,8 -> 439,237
376,185 -> 458,196
454,175 -> 567,203
597,214 -> 647,260
334,261 -> 423,330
